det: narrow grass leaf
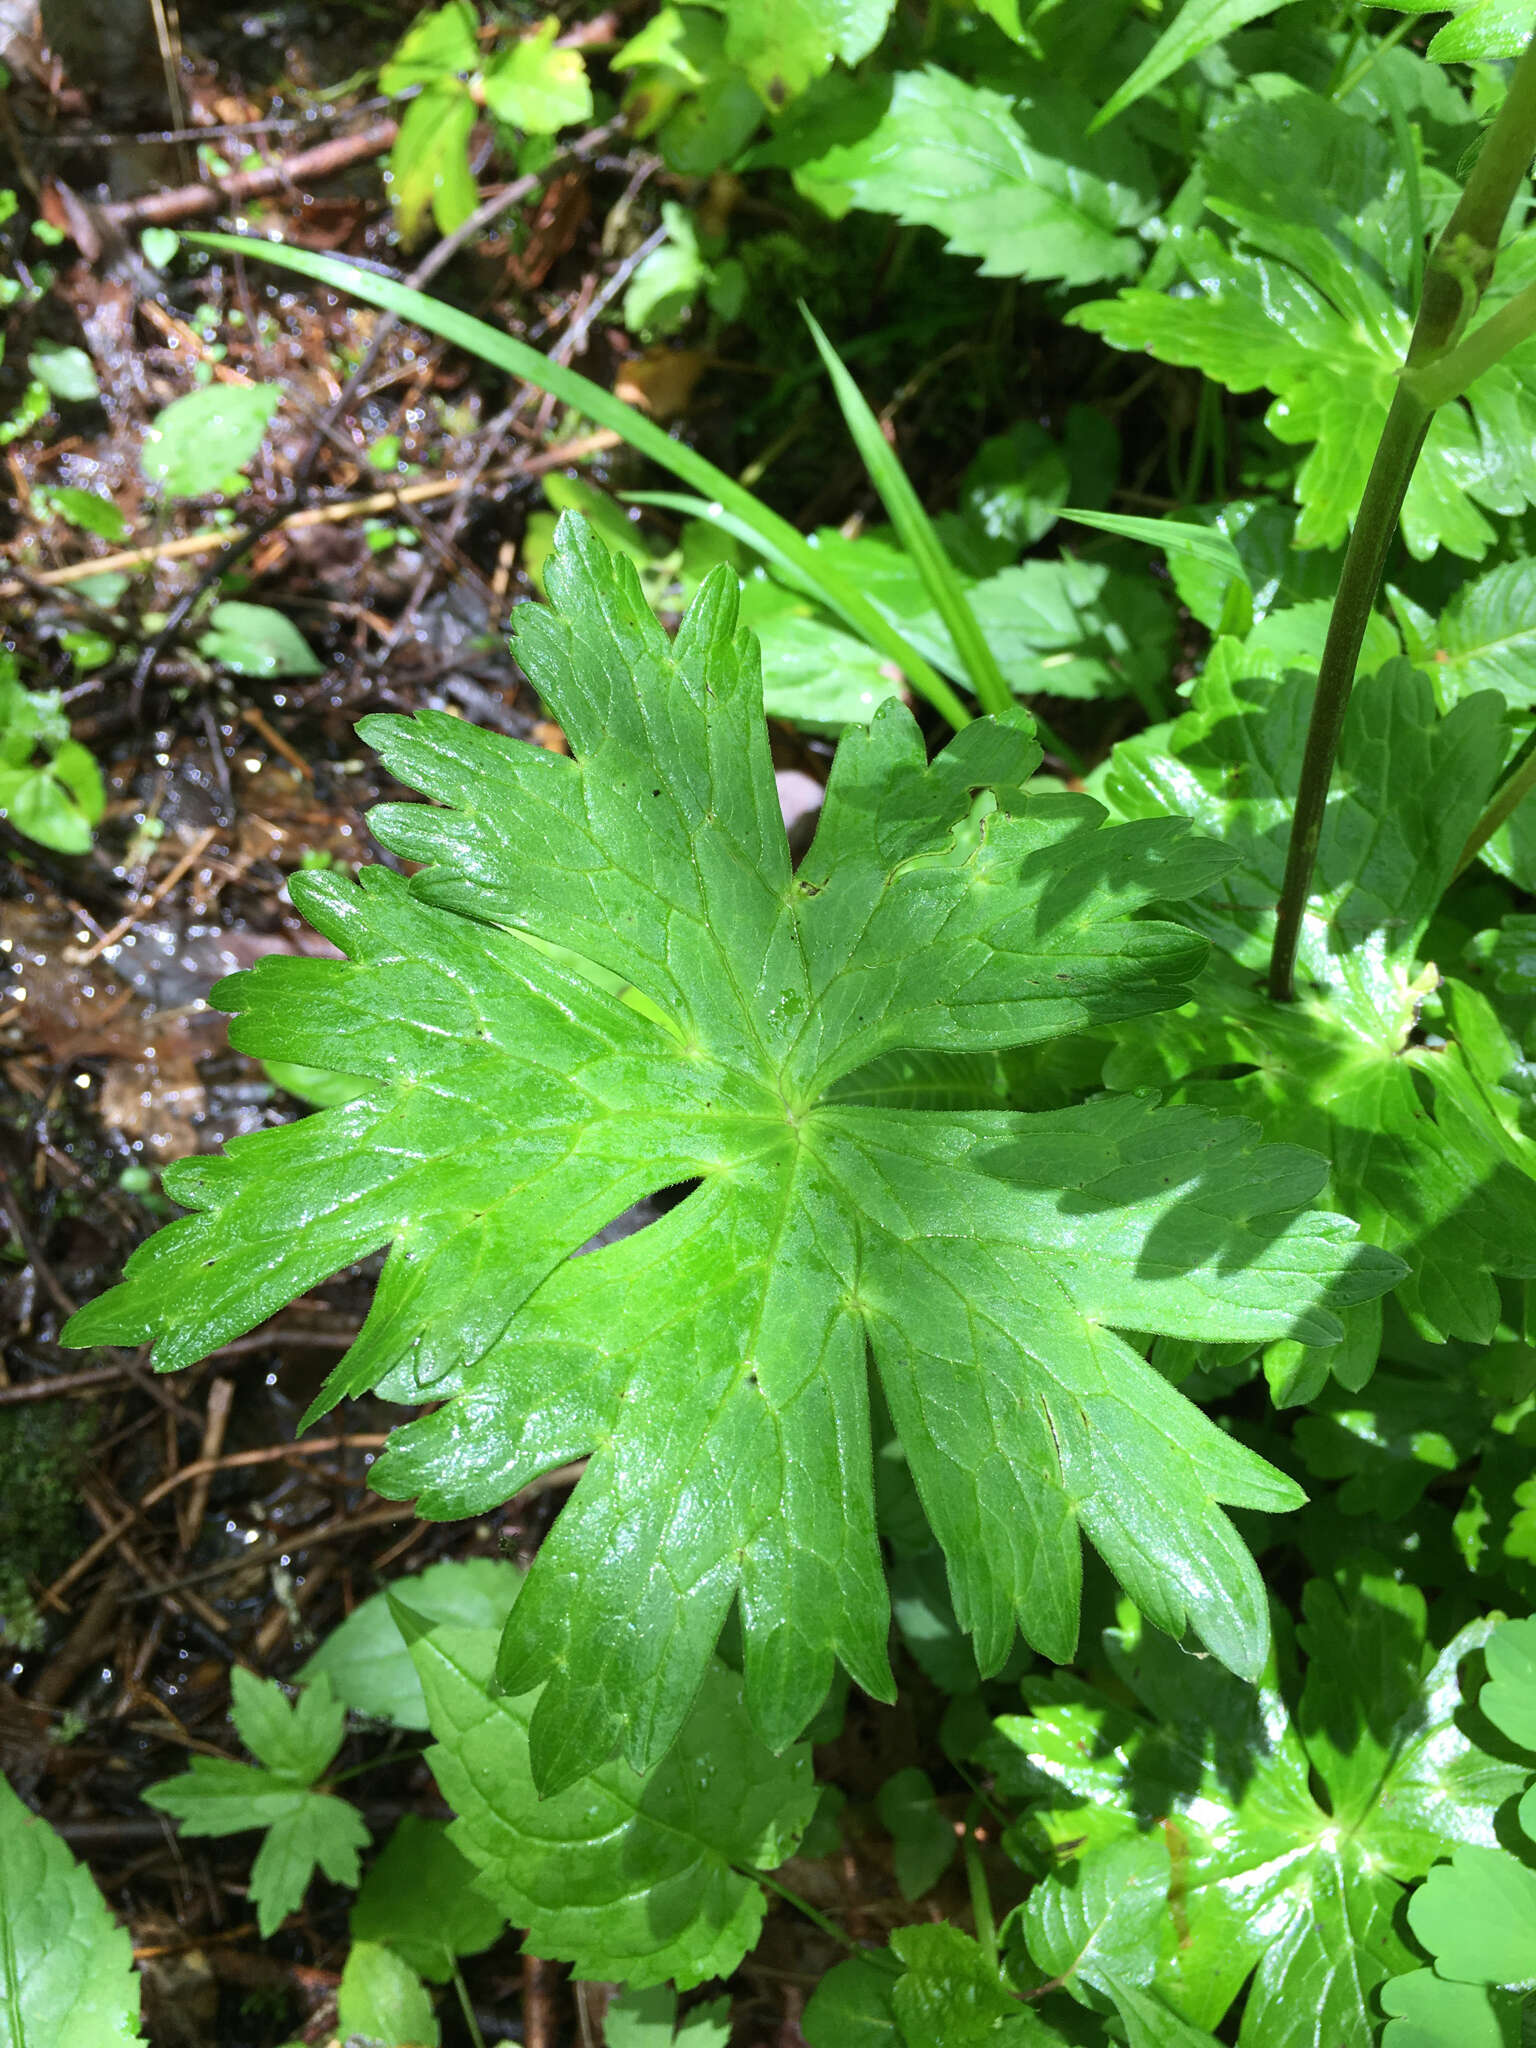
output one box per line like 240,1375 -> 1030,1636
185,230 -> 972,730
801,307 -> 1013,717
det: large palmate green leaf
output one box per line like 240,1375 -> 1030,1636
1106,655 -> 1536,1372
1074,86 -> 1536,558
786,66 -> 1156,285
988,1573 -> 1525,2048
69,519 -> 1400,1789
0,1773 -> 143,2047
402,1609 -> 814,1987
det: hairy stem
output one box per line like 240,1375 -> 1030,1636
1268,27 -> 1536,1001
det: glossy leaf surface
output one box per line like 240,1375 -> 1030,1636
69,520 -> 1401,1788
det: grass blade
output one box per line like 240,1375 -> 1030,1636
1062,507 -> 1246,579
801,307 -> 1014,720
186,231 -> 973,731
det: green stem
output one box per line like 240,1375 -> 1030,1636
451,1959 -> 488,2048
1268,26 -> 1536,1001
963,1796 -> 1000,1980
744,1867 -> 902,1970
1267,383 -> 1431,999
1181,378 -> 1212,504
1454,725 -> 1536,879
1404,277 -> 1536,408
1331,11 -> 1414,105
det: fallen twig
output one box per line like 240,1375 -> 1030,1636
100,119 -> 400,227
0,431 -> 621,600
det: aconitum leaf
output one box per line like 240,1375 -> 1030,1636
404,1612 -> 814,1989
68,518 -> 1401,1788
993,1583 -> 1524,2047
790,67 -> 1155,286
1073,88 -> 1536,558
1105,656 -> 1536,1359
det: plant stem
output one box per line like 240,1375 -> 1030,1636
1454,725 -> 1536,879
964,1796 -> 1000,1980
451,1960 -> 489,2048
1266,382 -> 1430,999
744,1867 -> 901,1969
1268,26 -> 1536,1001
1404,277 -> 1536,408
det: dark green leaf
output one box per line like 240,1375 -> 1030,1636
350,1815 -> 504,1983
791,68 -> 1155,286
405,1613 -> 815,1987
875,1767 -> 958,1899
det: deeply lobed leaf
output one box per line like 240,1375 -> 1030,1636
68,520 -> 1402,1786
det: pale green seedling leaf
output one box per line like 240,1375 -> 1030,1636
336,1941 -> 439,2048
299,1557 -> 523,1729
482,18 -> 593,132
350,1814 -> 504,1982
0,1773 -> 143,2047
691,0 -> 895,100
790,67 -> 1155,285
140,226 -> 179,269
69,520 -> 1400,1789
404,1613 -> 815,1987
198,601 -> 322,680
27,342 -> 98,404
228,1668 -> 345,1783
141,383 -> 281,500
